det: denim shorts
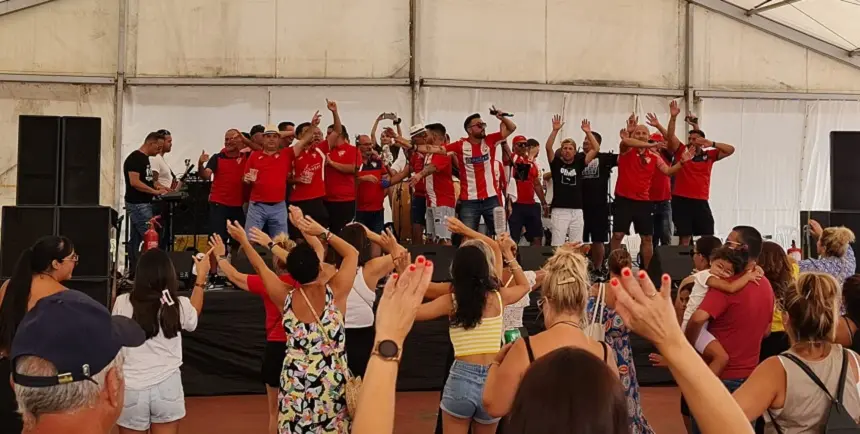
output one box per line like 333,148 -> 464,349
440,360 -> 500,424
117,371 -> 186,430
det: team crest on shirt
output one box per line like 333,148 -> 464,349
464,154 -> 489,165
644,156 -> 651,164
692,152 -> 710,163
582,158 -> 600,179
338,150 -> 345,157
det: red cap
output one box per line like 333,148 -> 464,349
650,133 -> 665,143
512,135 -> 528,145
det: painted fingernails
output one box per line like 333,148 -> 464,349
663,274 -> 670,282
427,260 -> 434,267
610,278 -> 619,286
638,270 -> 647,279
409,264 -> 416,271
417,256 -> 425,264
622,268 -> 632,277
392,273 -> 398,280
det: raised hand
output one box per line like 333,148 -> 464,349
626,113 -> 638,132
199,150 -> 210,164
685,112 -> 699,126
288,205 -> 305,226
296,215 -> 326,237
808,219 -> 824,237
208,234 -> 227,257
609,269 -> 681,348
645,113 -> 661,129
374,255 -> 434,345
192,246 -> 215,277
669,100 -> 681,117
311,110 -> 322,126
226,220 -> 248,243
445,216 -> 471,235
249,227 -> 273,247
581,119 -> 592,133
326,99 -> 338,112
498,233 -> 516,259
620,128 -> 630,140
552,114 -> 564,131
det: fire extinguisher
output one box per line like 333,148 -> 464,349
143,216 -> 161,252
788,239 -> 802,262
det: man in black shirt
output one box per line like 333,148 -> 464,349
123,131 -> 168,273
580,130 -> 616,270
545,116 -> 600,246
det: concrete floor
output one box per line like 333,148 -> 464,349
111,386 -> 686,433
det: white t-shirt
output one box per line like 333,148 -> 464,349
149,154 -> 174,188
681,269 -> 712,330
503,270 -> 537,330
112,293 -> 199,390
346,268 -> 377,329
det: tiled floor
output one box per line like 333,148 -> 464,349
112,387 -> 685,433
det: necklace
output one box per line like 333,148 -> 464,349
549,320 -> 582,330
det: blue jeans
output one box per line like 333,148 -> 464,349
690,378 -> 747,434
126,202 -> 153,273
459,197 -> 502,235
245,201 -> 288,238
440,360 -> 500,424
652,200 -> 672,248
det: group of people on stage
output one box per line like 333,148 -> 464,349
4,98 -> 860,434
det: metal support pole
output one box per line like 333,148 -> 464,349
409,0 -> 420,125
685,1 -> 695,114
746,0 -> 803,16
112,0 -> 128,279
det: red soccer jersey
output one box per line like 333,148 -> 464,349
698,276 -> 774,380
323,142 -> 360,202
244,148 -> 291,203
246,274 -> 299,342
290,141 -> 327,202
649,152 -> 673,202
424,153 -> 456,208
356,158 -> 386,212
615,149 -> 659,201
447,132 -> 504,201
207,149 -> 247,207
673,144 -> 720,200
409,151 -> 427,197
511,154 -> 539,205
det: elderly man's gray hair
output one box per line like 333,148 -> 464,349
13,353 -> 124,423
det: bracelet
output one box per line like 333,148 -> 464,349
216,255 -> 228,262
194,281 -> 207,288
509,265 -> 523,272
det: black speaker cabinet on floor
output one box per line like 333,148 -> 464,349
61,117 -> 102,205
831,132 -> 860,212
407,245 -> 455,282
518,246 -> 555,271
1,206 -> 57,278
17,116 -> 62,206
648,245 -> 694,283
58,206 -> 118,278
65,278 -> 111,307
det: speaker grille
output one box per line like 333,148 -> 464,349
1,207 -> 56,278
17,116 -> 61,205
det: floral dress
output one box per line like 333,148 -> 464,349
587,298 -> 654,434
279,286 -> 350,434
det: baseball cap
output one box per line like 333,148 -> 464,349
409,124 -> 426,137
649,133 -> 665,143
11,290 -> 145,388
263,124 -> 279,135
512,135 -> 527,145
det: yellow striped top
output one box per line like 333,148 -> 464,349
449,291 -> 504,357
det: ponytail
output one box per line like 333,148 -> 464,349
0,249 -> 35,352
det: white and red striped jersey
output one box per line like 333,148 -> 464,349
446,132 -> 504,201
494,159 -> 507,207
424,153 -> 456,208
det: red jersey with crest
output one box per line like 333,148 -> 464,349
424,153 -> 456,208
673,144 -> 720,200
290,141 -> 327,202
244,148 -> 291,203
322,142 -> 360,202
615,149 -> 659,201
356,157 -> 386,212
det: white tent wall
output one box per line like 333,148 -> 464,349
0,83 -> 117,231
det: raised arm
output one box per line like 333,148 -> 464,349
295,214 -> 358,298
292,112 -> 320,156
363,228 -> 408,287
545,114 -> 564,164
189,248 -> 213,315
288,206 -> 325,261
581,119 -> 600,165
493,106 -> 516,140
210,234 -> 249,290
694,137 -> 735,161
198,150 -> 213,180
446,216 -> 503,279
226,220 -> 291,313
325,99 -> 342,149
666,101 -> 683,152
370,114 -> 382,146
497,234 -> 531,305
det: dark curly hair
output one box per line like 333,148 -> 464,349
450,245 -> 499,329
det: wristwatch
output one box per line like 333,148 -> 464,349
372,339 -> 401,362
267,241 -> 275,250
319,230 -> 332,241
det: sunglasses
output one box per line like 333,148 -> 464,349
62,253 -> 79,263
470,122 -> 487,129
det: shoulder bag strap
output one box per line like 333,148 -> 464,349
781,352 -> 836,400
522,335 -> 536,364
837,348 -> 849,402
600,341 -> 608,363
298,288 -> 335,347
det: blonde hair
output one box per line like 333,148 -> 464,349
461,239 -> 498,279
540,247 -> 591,316
820,227 -> 855,258
271,232 -> 295,274
784,272 -> 840,343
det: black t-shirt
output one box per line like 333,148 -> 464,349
550,153 -> 587,209
124,150 -> 155,204
580,152 -> 618,210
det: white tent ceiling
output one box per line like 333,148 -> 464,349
727,0 -> 859,51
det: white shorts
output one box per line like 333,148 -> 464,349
117,370 -> 186,431
427,206 -> 455,241
550,208 -> 584,247
693,320 -> 716,354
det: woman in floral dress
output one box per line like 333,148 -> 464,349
586,249 -> 654,434
227,207 -> 359,433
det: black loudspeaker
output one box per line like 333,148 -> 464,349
17,116 -> 61,205
168,251 -> 196,288
829,211 -> 860,274
58,207 -> 117,278
518,246 -> 555,271
65,278 -> 110,307
799,210 -> 831,259
648,246 -> 694,283
831,132 -> 860,212
172,181 -> 211,235
1,207 -> 57,278
231,245 -> 275,275
407,245 -> 455,282
60,117 -> 101,205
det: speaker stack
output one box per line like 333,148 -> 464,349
1,115 -> 117,307
800,131 -> 860,273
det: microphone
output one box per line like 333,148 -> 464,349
489,109 -> 514,118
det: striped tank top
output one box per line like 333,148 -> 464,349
449,291 -> 504,357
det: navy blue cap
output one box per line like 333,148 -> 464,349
11,290 -> 145,388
